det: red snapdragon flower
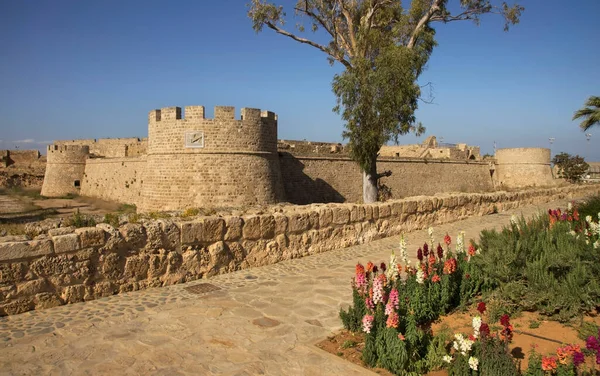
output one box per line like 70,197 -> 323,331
437,244 -> 444,259
476,302 -> 487,314
432,274 -> 441,283
444,233 -> 451,246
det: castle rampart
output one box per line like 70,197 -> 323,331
494,148 -> 556,188
40,145 -> 89,197
140,105 -> 284,211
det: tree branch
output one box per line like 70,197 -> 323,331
337,0 -> 358,52
407,0 -> 443,49
294,3 -> 353,58
376,170 -> 392,179
264,21 -> 352,68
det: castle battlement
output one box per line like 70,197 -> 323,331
148,105 -> 278,124
47,144 -> 90,155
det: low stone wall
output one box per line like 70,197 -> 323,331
1,184 -> 599,316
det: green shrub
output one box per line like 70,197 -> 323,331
577,195 -> 600,222
117,203 -> 137,214
65,209 -> 96,228
469,213 -> 600,322
103,213 -> 120,228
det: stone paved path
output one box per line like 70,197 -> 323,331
0,199 -> 573,375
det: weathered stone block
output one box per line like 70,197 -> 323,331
403,200 -> 417,214
75,227 -> 105,248
364,206 -> 373,221
378,204 -> 390,218
242,216 -> 261,240
1,298 -> 34,315
308,211 -> 319,230
274,214 -> 288,234
53,233 -> 80,254
202,218 -> 225,242
180,218 -> 224,244
288,213 -> 309,233
62,284 -> 85,303
124,254 -> 150,280
391,202 -> 404,216
34,292 -> 63,310
332,207 -> 350,225
48,227 -> 75,237
224,217 -> 243,241
318,208 -> 333,228
0,262 -> 27,284
260,215 -> 276,239
350,206 -> 366,222
119,223 -> 146,248
17,279 -> 50,296
93,281 -> 117,298
0,240 -> 53,262
145,220 -> 180,251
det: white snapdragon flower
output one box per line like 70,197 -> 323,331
468,357 -> 479,371
567,202 -> 573,211
399,235 -> 409,266
456,231 -> 465,253
386,251 -> 399,281
472,316 -> 482,338
586,215 -> 593,224
416,269 -> 425,284
510,214 -> 518,225
443,355 -> 453,364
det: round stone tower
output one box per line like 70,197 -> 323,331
41,145 -> 89,197
494,148 -> 556,188
139,105 -> 285,212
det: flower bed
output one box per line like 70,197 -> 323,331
335,200 -> 600,375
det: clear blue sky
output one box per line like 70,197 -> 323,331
1,0 -> 598,160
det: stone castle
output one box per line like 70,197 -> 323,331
38,105 -> 559,212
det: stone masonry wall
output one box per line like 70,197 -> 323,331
1,184 -> 599,316
80,157 -> 146,205
280,154 -> 495,204
140,106 -> 285,212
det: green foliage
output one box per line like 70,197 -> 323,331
146,211 -> 171,220
425,325 -> 452,371
340,288 -> 367,332
573,95 -> 600,132
528,320 -> 541,329
103,213 -> 120,228
65,209 -> 96,228
523,348 -> 544,376
577,195 -> 600,222
181,207 -> 200,218
552,152 -> 589,183
341,340 -> 357,349
577,321 -> 599,342
478,336 -> 520,376
248,0 -> 523,201
470,213 -> 600,322
117,203 -> 137,214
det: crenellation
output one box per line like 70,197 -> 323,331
184,105 -> 205,120
159,106 -> 182,121
214,106 -> 235,120
241,107 -> 262,121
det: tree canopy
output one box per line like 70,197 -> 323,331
573,96 -> 600,132
249,0 -> 523,202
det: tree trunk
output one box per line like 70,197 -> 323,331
362,156 -> 379,203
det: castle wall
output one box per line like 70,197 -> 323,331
80,157 -> 145,205
494,148 -> 556,188
54,138 -> 147,158
2,184 -> 599,316
40,145 -> 89,197
0,150 -> 46,188
140,106 -> 285,212
280,154 -> 494,204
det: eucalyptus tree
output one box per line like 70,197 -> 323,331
249,0 -> 523,203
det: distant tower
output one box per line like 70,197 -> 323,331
41,145 -> 89,197
139,105 -> 285,212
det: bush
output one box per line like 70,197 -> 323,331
553,152 -> 589,183
65,209 -> 96,228
468,209 -> 600,322
103,213 -> 120,228
577,195 -> 600,223
339,230 -> 479,374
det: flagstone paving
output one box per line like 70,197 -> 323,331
0,199 -> 573,375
